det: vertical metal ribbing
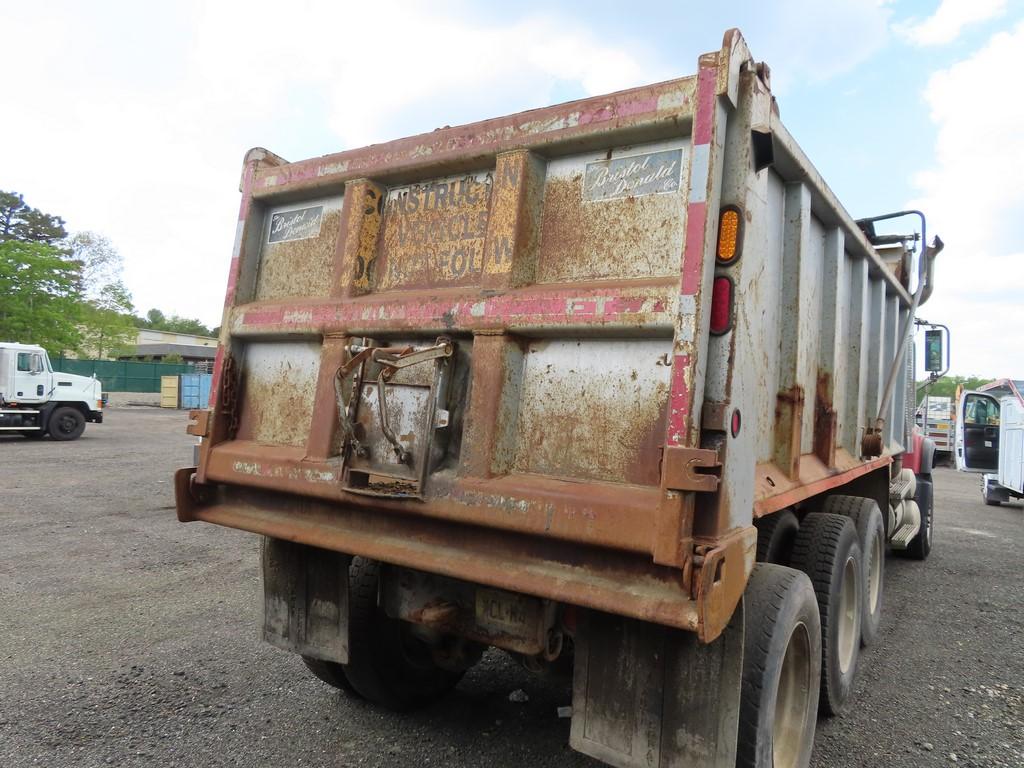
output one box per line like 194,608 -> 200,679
774,181 -> 810,478
844,257 -> 870,456
816,227 -> 846,466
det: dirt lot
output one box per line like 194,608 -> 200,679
1,409 -> 1021,767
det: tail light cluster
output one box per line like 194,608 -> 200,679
710,205 -> 743,335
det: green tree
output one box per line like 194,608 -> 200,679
0,240 -> 83,352
66,231 -> 124,299
0,191 -> 67,244
79,282 -> 137,359
66,232 -> 138,358
916,375 -> 993,404
136,307 -> 213,336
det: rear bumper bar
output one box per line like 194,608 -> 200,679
175,467 -> 754,641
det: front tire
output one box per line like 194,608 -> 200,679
736,563 -> 821,768
906,477 -> 933,559
789,512 -> 862,716
48,406 -> 85,441
823,496 -> 885,647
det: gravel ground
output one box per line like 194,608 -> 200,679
1,409 -> 1021,767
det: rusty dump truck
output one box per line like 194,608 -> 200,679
175,30 -> 943,768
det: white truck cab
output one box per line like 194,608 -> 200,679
0,342 -> 105,440
955,381 -> 1024,505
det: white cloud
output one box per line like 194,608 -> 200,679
754,0 -> 893,91
908,21 -> 1024,376
896,0 -> 1006,46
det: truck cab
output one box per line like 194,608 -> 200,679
956,382 -> 1024,505
0,342 -> 105,440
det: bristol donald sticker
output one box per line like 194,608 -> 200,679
583,148 -> 683,202
268,205 -> 324,243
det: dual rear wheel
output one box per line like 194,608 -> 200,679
741,497 -> 887,766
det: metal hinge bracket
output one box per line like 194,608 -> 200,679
662,446 -> 721,492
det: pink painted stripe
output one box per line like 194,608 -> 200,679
681,201 -> 707,295
252,84 -> 686,192
692,66 -> 716,146
666,354 -> 691,446
238,291 -> 669,329
224,256 -> 240,307
578,96 -> 659,126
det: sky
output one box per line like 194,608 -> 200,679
1,0 -> 1021,377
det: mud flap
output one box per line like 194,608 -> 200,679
570,604 -> 743,768
261,537 -> 351,664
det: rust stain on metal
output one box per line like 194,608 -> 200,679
184,486 -> 703,633
813,370 -> 837,467
662,446 -> 721,492
773,384 -> 804,479
511,340 -> 672,486
690,525 -> 756,643
186,409 -> 211,437
481,150 -> 546,290
343,180 -> 385,295
256,208 -> 341,300
535,161 -> 685,285
375,172 -> 494,290
753,452 -> 892,517
236,345 -> 321,448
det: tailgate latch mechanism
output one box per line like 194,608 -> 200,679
333,337 -> 455,498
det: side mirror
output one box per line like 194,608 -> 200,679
924,329 -> 943,373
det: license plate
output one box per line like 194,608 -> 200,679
475,588 -> 533,634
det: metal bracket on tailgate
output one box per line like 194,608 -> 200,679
662,446 -> 721,492
334,337 -> 455,499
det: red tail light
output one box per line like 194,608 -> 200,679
710,276 -> 733,334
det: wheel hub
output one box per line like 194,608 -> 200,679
868,532 -> 882,613
838,555 -> 859,674
773,620 -> 811,768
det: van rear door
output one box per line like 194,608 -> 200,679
997,396 -> 1023,494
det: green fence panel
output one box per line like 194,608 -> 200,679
52,358 -> 196,393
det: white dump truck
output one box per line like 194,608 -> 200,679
176,30 -> 943,768
0,342 -> 104,440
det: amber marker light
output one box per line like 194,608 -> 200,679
716,205 -> 743,264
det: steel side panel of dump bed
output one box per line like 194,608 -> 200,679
178,30 -> 914,642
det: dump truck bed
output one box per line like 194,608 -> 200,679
178,31 -> 916,643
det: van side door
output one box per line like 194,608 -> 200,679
956,390 -> 1000,473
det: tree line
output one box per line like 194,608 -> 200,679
0,191 -> 217,358
916,375 -> 994,405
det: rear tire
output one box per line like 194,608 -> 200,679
789,512 -> 862,716
736,563 -> 821,768
906,478 -> 933,559
47,406 -> 85,441
754,509 -> 799,565
301,655 -> 360,696
823,496 -> 884,647
342,557 -> 465,711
